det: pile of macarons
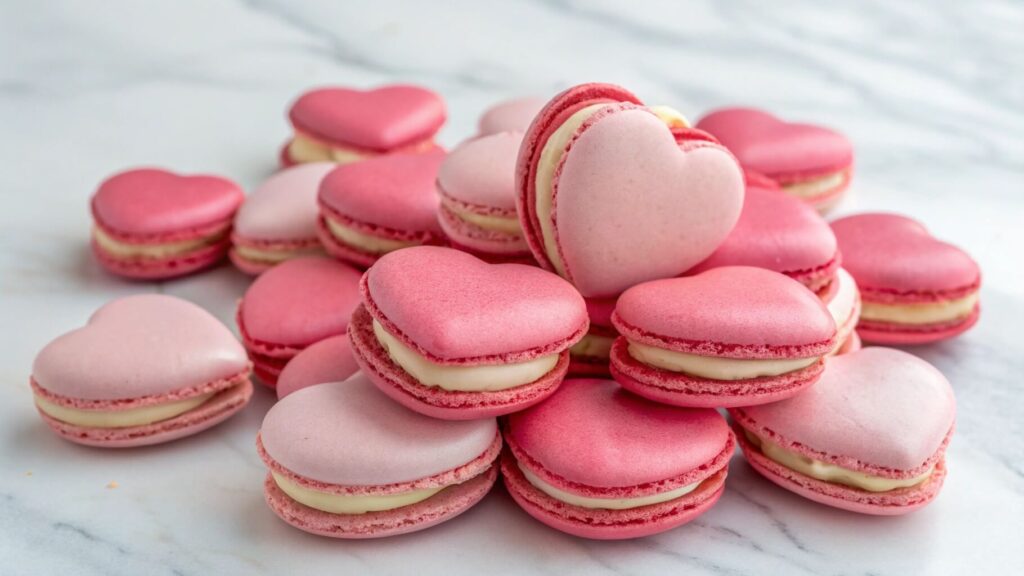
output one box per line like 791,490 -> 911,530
33,81 -> 980,540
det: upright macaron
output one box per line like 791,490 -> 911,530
276,335 -> 359,400
478,96 -> 546,136
503,378 -> 734,539
283,84 -> 445,166
31,294 -> 252,447
90,168 -> 244,279
831,213 -> 981,344
610,267 -> 837,408
259,376 -> 501,538
349,246 -> 588,419
317,150 -> 447,268
237,256 -> 362,387
230,163 -> 332,275
823,268 -> 862,355
696,107 -> 853,212
730,347 -> 955,515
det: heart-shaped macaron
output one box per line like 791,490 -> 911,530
730,347 -> 955,515
31,294 -> 253,447
517,83 -> 744,298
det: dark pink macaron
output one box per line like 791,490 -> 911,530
567,297 -> 618,377
275,335 -> 360,400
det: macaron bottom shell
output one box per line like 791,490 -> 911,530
91,235 -> 230,280
856,304 -> 980,345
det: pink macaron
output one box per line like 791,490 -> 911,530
317,150 -> 448,268
276,335 -> 359,400
90,168 -> 244,279
502,378 -> 734,539
568,297 -> 618,377
610,267 -> 837,408
477,96 -> 546,136
730,347 -> 955,515
259,376 -> 501,538
31,294 -> 252,447
823,268 -> 862,355
516,83 -> 744,298
831,213 -> 981,344
696,107 -> 854,212
237,256 -> 362,387
283,84 -> 445,166
349,246 -> 588,420
437,131 -> 534,263
230,163 -> 333,275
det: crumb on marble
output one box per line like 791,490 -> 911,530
106,481 -> 119,489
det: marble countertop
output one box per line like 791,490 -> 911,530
2,1 -> 1022,574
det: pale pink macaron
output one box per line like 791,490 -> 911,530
237,256 -> 362,388
31,294 -> 252,447
90,168 -> 244,279
283,84 -> 445,167
276,335 -> 359,400
437,131 -> 534,263
822,268 -> 862,356
258,376 -> 501,538
610,267 -> 837,408
349,246 -> 588,420
317,150 -> 448,268
503,378 -> 734,539
730,347 -> 955,515
230,163 -> 333,275
477,96 -> 546,136
568,297 -> 618,377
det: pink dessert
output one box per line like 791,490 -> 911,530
568,297 -> 618,377
317,150 -> 448,268
230,163 -> 332,275
730,347 -> 955,515
237,256 -> 362,387
259,376 -> 500,538
276,335 -> 359,399
610,267 -> 837,408
349,246 -> 588,419
696,107 -> 854,211
283,84 -> 445,166
831,213 -> 981,344
477,96 -> 546,136
503,378 -> 733,539
31,294 -> 252,447
90,168 -> 244,279
516,83 -> 744,298
822,268 -> 862,355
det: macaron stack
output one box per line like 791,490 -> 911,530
32,80 -> 980,544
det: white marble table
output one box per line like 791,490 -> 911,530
2,1 -> 1022,574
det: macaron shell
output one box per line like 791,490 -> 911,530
856,306 -> 980,345
478,96 -> 546,135
234,163 -> 335,241
275,336 -> 359,399
437,206 -> 531,256
834,330 -> 862,356
91,236 -> 230,280
438,131 -> 522,211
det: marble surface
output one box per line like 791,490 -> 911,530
2,1 -> 1023,574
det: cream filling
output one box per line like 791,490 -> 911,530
372,320 -> 558,391
744,430 -> 934,493
325,216 -> 418,254
34,392 -> 214,428
860,292 -> 978,325
288,133 -> 371,164
93,226 -> 227,260
271,472 -> 444,514
570,333 -> 615,359
627,341 -> 818,380
519,463 -> 700,510
648,105 -> 690,129
446,201 -> 522,234
233,243 -> 323,264
781,172 -> 846,198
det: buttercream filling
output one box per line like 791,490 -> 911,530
570,333 -> 615,359
34,392 -> 215,428
372,320 -> 558,392
233,243 -> 323,264
93,226 -> 228,260
288,133 -> 371,164
519,462 -> 700,510
325,216 -> 418,254
445,201 -> 522,234
781,171 -> 846,198
271,472 -> 446,514
744,430 -> 934,492
627,340 -> 819,380
860,292 -> 978,325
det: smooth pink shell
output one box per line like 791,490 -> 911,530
234,163 -> 334,241
438,132 -> 522,213
275,336 -> 360,399
478,96 -> 546,135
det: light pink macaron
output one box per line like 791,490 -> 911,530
477,96 -> 546,136
90,168 -> 244,279
822,268 -> 862,356
317,150 -> 448,268
237,256 -> 362,388
503,378 -> 734,539
276,335 -> 359,400
349,246 -> 588,419
258,376 -> 500,538
437,131 -> 533,263
610,267 -> 837,408
31,294 -> 252,447
730,347 -> 955,515
230,163 -> 333,275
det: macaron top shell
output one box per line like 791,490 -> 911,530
507,378 -> 731,489
33,294 -> 248,400
234,163 -> 334,240
613,267 -> 836,358
240,257 -> 362,347
478,96 -> 546,135
92,168 -> 244,236
438,131 -> 522,212
364,246 -> 588,363
261,377 -> 497,485
275,335 -> 359,399
289,85 -> 446,151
